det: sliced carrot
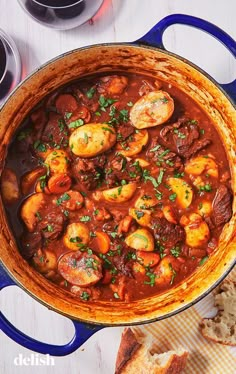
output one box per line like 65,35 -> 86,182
137,251 -> 160,267
55,94 -> 78,115
67,106 -> 91,126
48,174 -> 72,194
117,215 -> 133,234
162,205 -> 177,224
59,190 -> 84,211
189,248 -> 207,258
93,231 -> 111,254
94,207 -> 111,221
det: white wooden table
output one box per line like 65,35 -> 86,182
0,1 -> 235,373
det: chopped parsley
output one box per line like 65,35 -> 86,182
86,87 -> 96,99
80,216 -> 91,222
170,246 -> 181,258
80,291 -> 90,301
33,140 -> 47,152
99,95 -> 117,111
199,184 -> 212,192
35,211 -> 42,220
199,256 -> 209,266
56,193 -> 71,205
169,193 -> 177,201
135,210 -> 144,219
144,272 -> 156,287
169,263 -> 177,285
68,119 -> 84,128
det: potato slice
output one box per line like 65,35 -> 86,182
130,90 -> 174,129
117,130 -> 149,157
184,213 -> 210,248
168,177 -> 193,209
21,193 -> 45,232
63,222 -> 90,251
134,158 -> 150,167
154,256 -> 176,285
129,208 -> 151,227
135,194 -> 157,209
125,228 -> 154,251
185,156 -> 218,178
45,150 -> 69,174
58,252 -> 102,287
1,168 -> 20,204
101,183 -> 137,203
197,201 -> 212,217
69,123 -> 116,157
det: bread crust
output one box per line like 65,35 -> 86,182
200,272 -> 236,346
115,328 -> 188,374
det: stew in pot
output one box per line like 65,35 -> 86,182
1,73 -> 233,302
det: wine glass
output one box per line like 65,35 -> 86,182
0,29 -> 22,105
17,0 -> 104,30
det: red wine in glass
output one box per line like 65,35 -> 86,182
0,30 -> 21,103
18,0 -> 104,30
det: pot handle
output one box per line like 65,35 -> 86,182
136,14 -> 236,102
0,263 -> 103,356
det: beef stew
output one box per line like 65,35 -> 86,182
1,73 -> 233,302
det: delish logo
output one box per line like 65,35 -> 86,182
14,353 -> 55,366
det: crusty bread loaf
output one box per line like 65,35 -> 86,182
200,271 -> 236,346
115,328 -> 188,374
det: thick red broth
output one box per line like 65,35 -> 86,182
1,73 -> 233,302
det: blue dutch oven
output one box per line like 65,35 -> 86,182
0,14 -> 235,356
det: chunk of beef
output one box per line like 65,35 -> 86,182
117,124 -> 135,141
38,210 -> 65,240
181,138 -> 212,159
73,156 -> 106,190
21,231 -> 42,259
160,116 -> 186,142
105,155 -> 142,187
160,117 -> 211,159
147,140 -> 183,170
212,185 -> 232,227
41,112 -> 68,148
112,249 -> 133,278
153,217 -> 185,248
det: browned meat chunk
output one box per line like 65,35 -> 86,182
147,141 -> 183,170
153,217 -> 185,248
73,156 -> 106,190
97,75 -> 128,96
38,210 -> 65,240
41,112 -> 68,148
160,117 -> 211,159
105,155 -> 143,187
117,124 -> 135,141
212,185 -> 232,227
21,231 -> 42,259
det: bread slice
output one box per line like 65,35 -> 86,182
200,274 -> 236,346
115,328 -> 188,374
